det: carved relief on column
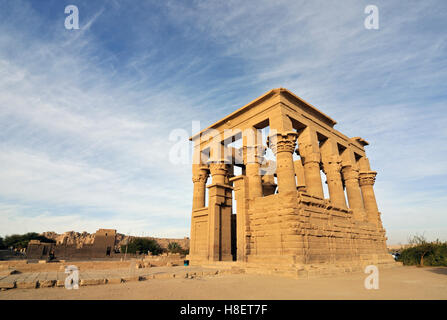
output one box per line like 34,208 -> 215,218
359,170 -> 379,225
341,165 -> 366,221
267,131 -> 298,193
322,155 -> 347,208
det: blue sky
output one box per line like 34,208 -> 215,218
0,0 -> 446,244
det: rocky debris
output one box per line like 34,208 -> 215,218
16,281 -> 37,289
0,281 -> 16,290
80,279 -> 106,286
38,280 -> 56,288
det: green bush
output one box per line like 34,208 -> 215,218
398,235 -> 447,267
0,236 -> 5,249
167,242 -> 180,252
121,238 -> 162,255
4,233 -> 55,250
167,242 -> 184,254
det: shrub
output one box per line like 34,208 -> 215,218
121,238 -> 162,255
0,236 -> 5,249
398,235 -> 447,267
167,242 -> 181,253
167,242 -> 188,255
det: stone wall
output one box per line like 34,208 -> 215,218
246,192 -> 391,269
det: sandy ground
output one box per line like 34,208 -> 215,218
0,266 -> 446,300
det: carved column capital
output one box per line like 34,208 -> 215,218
359,171 -> 377,186
322,155 -> 343,178
208,162 -> 230,176
341,165 -> 359,181
192,172 -> 209,184
267,131 -> 298,155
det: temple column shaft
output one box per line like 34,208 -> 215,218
358,157 -> 379,225
246,162 -> 263,198
320,139 -> 347,208
341,165 -> 366,220
297,127 -> 324,198
243,128 -> 264,199
267,131 -> 298,193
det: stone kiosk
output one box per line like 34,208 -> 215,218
187,88 -> 394,276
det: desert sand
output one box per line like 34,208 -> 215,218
1,266 -> 446,300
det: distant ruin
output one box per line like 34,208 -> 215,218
26,229 -> 189,260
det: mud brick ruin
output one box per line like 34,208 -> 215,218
187,88 -> 393,273
25,229 -> 190,261
27,229 -> 118,260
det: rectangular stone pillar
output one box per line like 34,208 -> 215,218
230,175 -> 249,262
294,159 -> 306,192
207,162 -> 233,261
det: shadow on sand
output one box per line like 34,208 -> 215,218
425,267 -> 447,275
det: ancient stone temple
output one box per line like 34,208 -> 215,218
187,88 -> 394,275
27,229 -> 117,260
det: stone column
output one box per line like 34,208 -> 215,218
244,144 -> 265,199
192,166 -> 209,209
358,157 -> 379,225
322,155 -> 347,208
297,127 -> 324,198
267,131 -> 298,194
359,171 -> 379,225
341,165 -> 366,220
